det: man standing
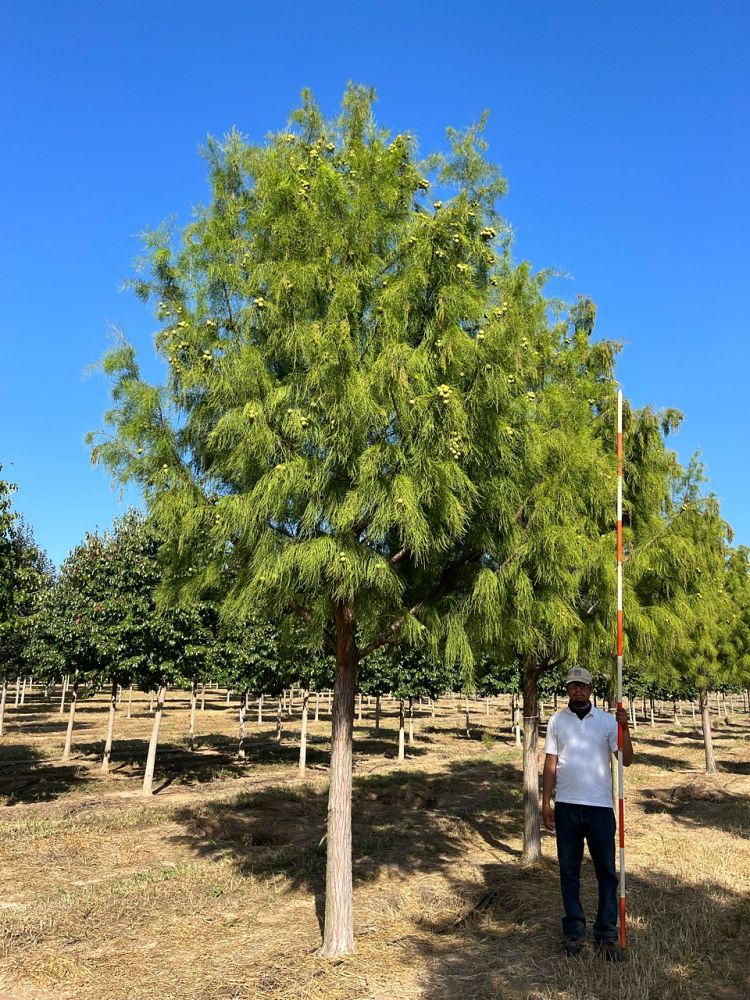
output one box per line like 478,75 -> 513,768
542,666 -> 634,961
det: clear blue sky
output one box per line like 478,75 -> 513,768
1,1 -> 747,567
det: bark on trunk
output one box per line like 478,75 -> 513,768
275,697 -> 283,742
101,678 -> 118,773
464,695 -> 471,738
319,599 -> 357,958
14,676 -> 21,709
238,689 -> 248,760
315,690 -> 320,722
257,693 -> 263,725
62,681 -> 79,762
521,662 -> 541,863
398,697 -> 405,762
200,683 -> 206,711
20,676 -> 26,706
188,679 -> 198,750
299,689 -> 309,777
288,687 -> 294,717
699,688 -> 717,775
431,696 -> 436,719
127,685 -> 133,719
357,692 -> 363,722
142,685 -> 166,795
408,697 -> 414,746
0,679 -> 7,737
672,696 -> 681,726
374,693 -> 381,731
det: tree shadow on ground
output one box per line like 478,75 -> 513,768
639,780 -> 750,833
0,743 -> 88,805
411,861 -> 750,999
631,750 -> 699,771
169,758 -> 523,934
721,759 -> 750,776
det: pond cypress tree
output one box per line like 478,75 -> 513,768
90,86 -> 613,955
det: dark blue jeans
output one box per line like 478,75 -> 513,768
554,802 -> 618,942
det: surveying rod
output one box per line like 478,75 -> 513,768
616,388 -> 627,950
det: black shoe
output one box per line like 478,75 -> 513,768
596,940 -> 624,962
563,938 -> 584,957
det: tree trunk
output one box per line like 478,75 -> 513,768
0,679 -> 7,737
315,690 -> 320,722
408,696 -> 414,746
288,687 -> 294,717
398,697 -> 405,761
200,682 -> 206,712
672,696 -> 681,726
357,692 -> 363,722
127,684 -> 133,719
257,693 -> 263,725
14,676 -> 21,709
101,678 -> 118,773
328,690 -> 332,713
699,688 -> 717,775
464,694 -> 471,738
142,685 -> 166,795
188,679 -> 198,750
299,689 -> 309,777
319,600 -> 357,958
20,676 -> 26,706
62,681 -> 79,762
431,696 -> 436,719
275,697 -> 283,742
238,689 -> 248,760
521,661 -> 541,863
374,693 -> 381,732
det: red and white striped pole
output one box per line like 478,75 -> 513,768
616,388 -> 627,950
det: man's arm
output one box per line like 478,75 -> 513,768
542,753 -> 557,830
614,707 -> 634,766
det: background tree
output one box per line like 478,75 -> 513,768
0,469 -> 53,735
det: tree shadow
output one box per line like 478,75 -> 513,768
721,759 -> 750,776
0,743 -> 88,805
411,861 -> 750,999
169,758 -> 523,935
639,781 -> 750,834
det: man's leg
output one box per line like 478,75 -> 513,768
554,802 -> 586,941
583,805 -> 618,943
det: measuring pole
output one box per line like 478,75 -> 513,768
616,389 -> 627,949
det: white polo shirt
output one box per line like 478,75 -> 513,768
544,705 -> 618,808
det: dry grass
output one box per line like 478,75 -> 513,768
0,689 -> 747,999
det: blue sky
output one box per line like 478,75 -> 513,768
1,1 -> 747,567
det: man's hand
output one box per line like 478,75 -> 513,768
613,706 -> 635,766
543,802 -> 555,832
614,707 -> 629,729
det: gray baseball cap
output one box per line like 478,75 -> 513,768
565,666 -> 592,686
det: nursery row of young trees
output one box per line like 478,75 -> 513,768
2,87 -> 749,956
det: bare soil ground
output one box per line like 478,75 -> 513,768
0,689 -> 747,1000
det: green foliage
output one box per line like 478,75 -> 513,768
0,468 -> 54,680
36,510 -> 218,692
